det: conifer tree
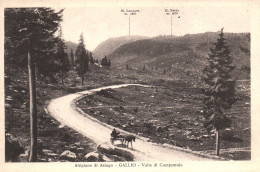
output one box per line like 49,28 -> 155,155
202,28 -> 236,156
101,55 -> 108,67
70,48 -> 74,67
108,59 -> 111,67
89,52 -> 94,64
56,27 -> 70,84
75,33 -> 89,85
5,8 -> 63,162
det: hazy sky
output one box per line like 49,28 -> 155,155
60,6 -> 250,51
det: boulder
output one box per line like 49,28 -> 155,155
100,154 -> 113,162
156,126 -> 164,133
59,150 -> 77,161
97,144 -> 134,161
84,152 -> 100,162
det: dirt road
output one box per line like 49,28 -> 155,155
46,84 -> 214,161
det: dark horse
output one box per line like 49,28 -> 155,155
123,135 -> 136,149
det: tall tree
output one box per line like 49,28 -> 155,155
5,8 -> 63,162
101,55 -> 108,67
108,59 -> 111,67
70,49 -> 75,67
202,28 -> 236,156
56,26 -> 70,84
75,33 -> 89,85
89,52 -> 94,64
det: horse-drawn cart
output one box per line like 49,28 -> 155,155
110,135 -> 124,145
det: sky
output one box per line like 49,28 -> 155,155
60,6 -> 250,51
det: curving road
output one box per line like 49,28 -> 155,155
46,84 -> 214,161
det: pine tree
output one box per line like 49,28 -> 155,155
56,26 -> 70,84
202,28 -> 236,156
89,52 -> 94,64
4,8 -> 63,162
75,33 -> 89,85
101,55 -> 108,67
70,48 -> 74,67
108,59 -> 111,67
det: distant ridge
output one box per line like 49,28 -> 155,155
108,32 -> 250,81
92,35 -> 149,60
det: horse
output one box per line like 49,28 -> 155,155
122,135 -> 136,149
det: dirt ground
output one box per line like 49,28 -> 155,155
77,81 -> 250,160
5,64 -> 250,161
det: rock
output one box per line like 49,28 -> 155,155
77,148 -> 84,152
110,155 -> 125,161
74,142 -> 81,146
6,96 -> 13,101
97,144 -> 134,161
69,145 -> 77,152
47,152 -> 59,157
5,103 -> 11,108
21,105 -> 26,109
59,150 -> 77,161
202,135 -> 209,138
42,149 -> 52,154
156,126 -> 164,133
243,128 -> 249,131
84,152 -> 100,162
100,155 -> 113,162
97,144 -> 113,155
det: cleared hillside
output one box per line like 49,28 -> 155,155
108,32 -> 250,81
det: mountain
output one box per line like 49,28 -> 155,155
92,35 -> 149,60
108,32 -> 250,81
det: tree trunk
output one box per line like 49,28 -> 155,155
61,75 -> 64,85
215,130 -> 220,156
28,51 -> 38,162
81,76 -> 84,85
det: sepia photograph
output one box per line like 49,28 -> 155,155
1,0 -> 260,171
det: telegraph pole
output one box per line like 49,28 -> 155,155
121,9 -> 140,37
165,9 -> 180,37
129,14 -> 130,37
